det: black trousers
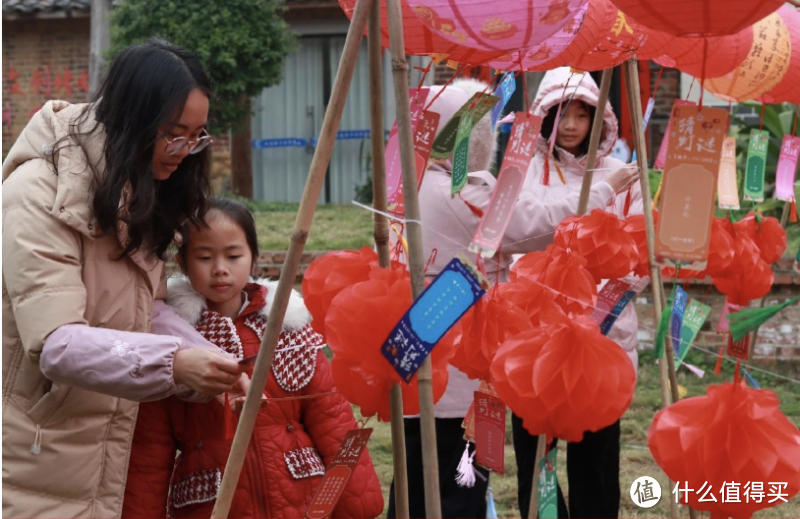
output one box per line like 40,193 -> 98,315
513,414 -> 621,519
387,417 -> 490,519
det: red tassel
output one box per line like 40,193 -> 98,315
459,193 -> 484,218
713,346 -> 724,376
224,393 -> 234,440
623,187 -> 632,217
542,157 -> 550,186
791,199 -> 798,223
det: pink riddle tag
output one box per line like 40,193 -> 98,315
775,135 -> 800,202
717,136 -> 740,210
470,113 -> 542,257
654,100 -> 697,170
389,110 -> 441,218
385,88 -> 430,207
474,391 -> 506,474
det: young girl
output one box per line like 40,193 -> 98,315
122,198 -> 384,519
514,67 -> 645,519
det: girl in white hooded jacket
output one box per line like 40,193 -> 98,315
513,67 -> 645,519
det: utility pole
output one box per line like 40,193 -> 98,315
89,0 -> 112,94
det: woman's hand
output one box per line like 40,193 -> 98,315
606,164 -> 640,193
216,374 -> 268,412
173,348 -> 248,395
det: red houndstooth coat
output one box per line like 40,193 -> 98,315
121,279 -> 384,519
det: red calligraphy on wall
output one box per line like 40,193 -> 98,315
77,69 -> 89,93
7,68 -> 24,95
53,67 -> 75,96
2,105 -> 13,130
31,67 -> 53,96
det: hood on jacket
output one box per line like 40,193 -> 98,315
428,77 -> 498,173
166,276 -> 312,331
529,67 -> 619,162
2,100 -> 103,237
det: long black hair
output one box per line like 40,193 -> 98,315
540,99 -> 597,160
53,38 -> 212,259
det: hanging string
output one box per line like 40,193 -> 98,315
759,102 -> 766,132
793,105 -> 798,136
698,39 -> 708,109
685,77 -> 696,101
411,59 -> 434,105
651,67 -> 665,100
522,69 -> 530,113
727,100 -> 733,134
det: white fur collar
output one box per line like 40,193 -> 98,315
166,276 -> 312,331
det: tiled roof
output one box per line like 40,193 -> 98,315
2,0 -> 91,15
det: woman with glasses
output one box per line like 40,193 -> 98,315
1,39 -> 248,518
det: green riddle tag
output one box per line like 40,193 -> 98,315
675,299 -> 711,368
431,93 -> 499,160
451,111 -> 476,196
744,129 -> 769,202
538,448 -> 558,519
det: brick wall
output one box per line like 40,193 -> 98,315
2,16 -> 91,157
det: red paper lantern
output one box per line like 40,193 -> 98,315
325,275 -> 457,421
490,315 -> 636,443
450,287 -> 533,382
712,233 -> 773,306
338,0 -> 505,65
554,209 -> 639,283
496,278 -> 566,327
734,213 -> 788,266
654,28 -> 752,78
303,247 -> 377,335
760,5 -> 800,104
649,382 -> 800,519
623,209 -> 658,278
607,0 -> 785,37
510,245 -> 597,315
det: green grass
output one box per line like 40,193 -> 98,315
356,349 -> 799,518
241,200 -> 374,251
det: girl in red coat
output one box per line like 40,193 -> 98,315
122,198 -> 384,519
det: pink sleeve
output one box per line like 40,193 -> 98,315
40,324 -> 183,402
39,302 -> 228,403
459,172 -> 615,255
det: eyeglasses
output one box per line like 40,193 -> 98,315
161,129 -> 212,156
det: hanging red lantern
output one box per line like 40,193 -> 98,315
760,5 -> 800,104
338,0 -> 505,65
734,213 -> 788,266
404,0 -> 586,56
510,245 -> 598,315
496,278 -> 566,327
490,315 -> 636,443
606,0 -> 785,37
554,209 -> 639,284
653,28 -> 753,78
712,233 -> 773,306
303,247 -> 377,335
706,12 -> 791,102
450,287 -> 533,382
325,275 -> 456,421
648,382 -> 800,519
623,209 -> 659,278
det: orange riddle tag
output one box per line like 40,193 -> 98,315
717,136 -> 740,210
305,428 -> 372,519
655,105 -> 728,270
462,381 -> 497,442
727,333 -> 751,361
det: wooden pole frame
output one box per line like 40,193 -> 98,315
210,0 -> 374,515
622,57 -> 683,519
368,1 -> 410,517
385,0 -> 442,516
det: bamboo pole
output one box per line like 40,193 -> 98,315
527,436 -> 548,519
210,1 -> 373,516
385,0 -> 442,517
368,2 -> 410,517
623,58 -> 681,519
577,68 -> 614,215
